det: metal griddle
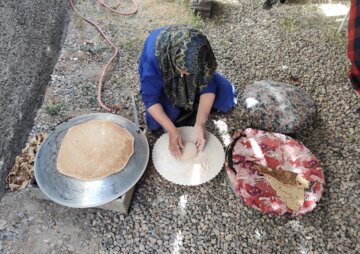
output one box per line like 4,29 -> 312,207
34,113 -> 149,208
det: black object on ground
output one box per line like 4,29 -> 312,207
263,0 -> 286,10
191,0 -> 212,18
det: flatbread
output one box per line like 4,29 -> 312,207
57,120 -> 134,181
265,174 -> 305,211
255,164 -> 309,188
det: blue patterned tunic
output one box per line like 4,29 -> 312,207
138,27 -> 237,131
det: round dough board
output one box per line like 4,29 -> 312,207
152,127 -> 225,186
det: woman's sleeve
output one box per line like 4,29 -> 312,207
202,72 -> 237,112
199,74 -> 217,94
139,61 -> 164,109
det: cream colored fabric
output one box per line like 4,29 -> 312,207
153,127 -> 225,186
265,174 -> 306,211
57,120 -> 134,181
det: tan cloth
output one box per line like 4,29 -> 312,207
57,120 -> 134,181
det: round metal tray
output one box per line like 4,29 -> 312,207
34,113 -> 149,208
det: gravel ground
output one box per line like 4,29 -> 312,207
1,0 -> 359,253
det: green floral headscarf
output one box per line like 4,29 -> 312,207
155,25 -> 217,110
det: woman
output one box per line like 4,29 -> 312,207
138,25 -> 237,158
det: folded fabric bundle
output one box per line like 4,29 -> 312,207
242,81 -> 317,134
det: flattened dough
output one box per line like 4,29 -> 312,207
180,142 -> 198,161
57,120 -> 134,181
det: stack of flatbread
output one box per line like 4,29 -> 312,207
255,164 -> 309,211
6,133 -> 46,191
57,120 -> 134,181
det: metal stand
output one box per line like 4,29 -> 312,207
338,9 -> 350,33
28,181 -> 135,215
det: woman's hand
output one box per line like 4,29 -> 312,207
195,123 -> 206,152
169,129 -> 184,158
148,104 -> 184,158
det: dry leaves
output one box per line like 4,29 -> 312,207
6,133 -> 46,191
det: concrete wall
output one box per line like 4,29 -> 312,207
0,0 -> 71,198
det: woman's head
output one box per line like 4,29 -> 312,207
171,28 -> 217,78
155,25 -> 217,110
